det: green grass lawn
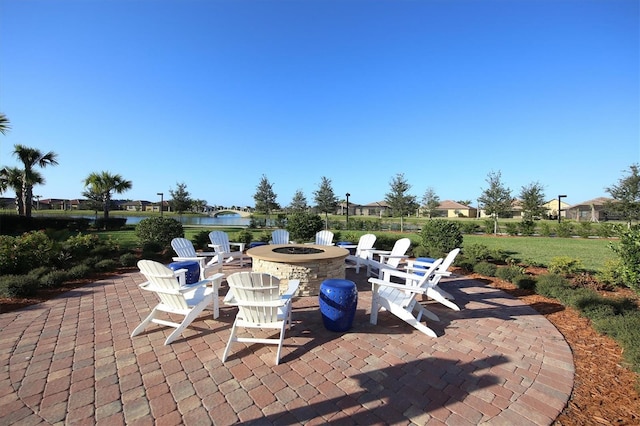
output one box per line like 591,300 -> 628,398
462,234 -> 616,272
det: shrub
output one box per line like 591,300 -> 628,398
82,255 -> 103,269
191,230 -> 211,250
40,270 -> 70,288
548,256 -> 584,276
68,264 -> 92,279
420,220 -> 462,258
504,222 -> 519,236
119,253 -> 138,267
460,222 -> 480,234
462,244 -> 492,263
519,220 -> 536,236
534,273 -> 572,299
473,261 -> 497,277
286,212 -> 324,242
597,259 -> 626,288
578,222 -> 594,239
555,221 -> 574,238
496,265 -> 525,283
95,259 -> 117,271
13,231 -> 58,275
482,219 -> 495,234
135,217 -> 184,251
62,233 -> 101,258
0,274 -> 40,298
538,222 -> 552,237
609,225 -> 640,293
597,223 -> 620,238
235,229 -> 253,246
28,266 -> 52,280
514,275 -> 536,290
456,259 -> 476,273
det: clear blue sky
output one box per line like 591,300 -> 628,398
1,0 -> 638,209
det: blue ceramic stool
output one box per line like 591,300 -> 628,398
413,257 -> 436,276
319,279 -> 358,332
168,261 -> 200,285
248,242 -> 268,249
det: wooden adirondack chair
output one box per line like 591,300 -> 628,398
171,237 -> 222,280
270,229 -> 291,244
314,230 -> 334,245
406,248 -> 461,301
366,237 -> 411,277
222,272 -> 299,365
132,260 -> 225,345
345,233 -> 377,274
368,258 -> 453,338
208,231 -> 249,270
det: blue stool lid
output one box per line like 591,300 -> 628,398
321,279 -> 355,289
169,260 -> 199,268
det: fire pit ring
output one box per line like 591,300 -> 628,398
247,244 -> 349,296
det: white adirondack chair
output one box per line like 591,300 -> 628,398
132,260 -> 225,345
208,231 -> 249,270
171,237 -> 222,280
345,233 -> 377,274
366,237 -> 411,277
222,272 -> 299,365
368,258 -> 450,338
314,230 -> 334,245
406,248 -> 461,301
270,229 -> 291,244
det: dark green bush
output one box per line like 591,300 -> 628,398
548,256 -> 584,276
191,230 -> 211,250
0,275 -> 40,298
462,244 -> 492,263
420,220 -> 462,258
505,222 -> 519,236
473,261 -> 497,277
578,222 -> 594,238
597,259 -> 625,287
68,264 -> 92,279
533,273 -> 572,299
538,222 -> 552,237
82,255 -> 103,269
135,217 -> 184,251
555,221 -> 574,238
609,225 -> 640,293
496,265 -> 525,283
40,270 -> 70,288
0,231 -> 59,275
28,266 -> 52,280
119,253 -> 138,267
519,220 -> 536,236
514,275 -> 536,290
235,229 -> 253,246
95,259 -> 117,271
286,212 -> 324,242
456,259 -> 476,273
459,222 -> 480,234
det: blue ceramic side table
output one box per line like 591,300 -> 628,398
168,261 -> 200,285
319,279 -> 358,332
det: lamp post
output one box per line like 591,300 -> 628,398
345,193 -> 350,230
157,192 -> 164,217
557,194 -> 567,223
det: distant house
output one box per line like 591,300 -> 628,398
122,200 -> 151,212
542,199 -> 570,220
433,200 -> 477,218
565,197 -> 618,222
359,201 -> 391,217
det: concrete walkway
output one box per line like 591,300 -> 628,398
0,263 -> 574,425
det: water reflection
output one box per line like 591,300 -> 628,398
123,215 -> 253,226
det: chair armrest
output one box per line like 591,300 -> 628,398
368,278 -> 426,294
229,242 -> 245,252
281,280 -> 300,300
380,268 -> 423,284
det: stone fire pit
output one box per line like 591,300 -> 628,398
247,244 -> 349,296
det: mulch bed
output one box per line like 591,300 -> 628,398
2,266 -> 640,424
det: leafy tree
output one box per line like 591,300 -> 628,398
478,171 -> 512,234
313,176 -> 338,229
519,181 -> 547,221
289,189 -> 308,212
191,199 -> 207,213
610,225 -> 640,293
169,182 -> 192,215
606,164 -> 640,227
0,166 -> 26,215
12,144 -> 59,217
421,187 -> 440,218
253,174 -> 279,219
286,212 -> 324,242
81,186 -> 105,219
456,200 -> 472,207
83,171 -> 132,226
420,219 -> 462,258
0,113 -> 10,135
385,173 -> 418,232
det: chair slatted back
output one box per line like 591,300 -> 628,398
138,260 -> 190,310
209,231 -> 232,253
386,238 -> 411,268
271,229 -> 290,244
227,272 -> 281,324
171,238 -> 198,258
380,258 -> 444,309
315,230 -> 334,245
356,234 -> 376,259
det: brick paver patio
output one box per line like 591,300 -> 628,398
0,263 -> 574,425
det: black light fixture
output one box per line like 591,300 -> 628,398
557,194 -> 567,223
345,193 -> 350,229
157,192 -> 164,216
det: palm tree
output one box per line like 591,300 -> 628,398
0,166 -> 29,215
83,171 -> 132,226
0,113 -> 10,135
12,144 -> 58,217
